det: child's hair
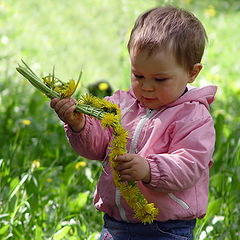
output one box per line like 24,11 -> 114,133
127,6 -> 208,70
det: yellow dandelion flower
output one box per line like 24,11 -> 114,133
144,203 -> 157,215
75,161 -> 87,170
121,186 -> 138,204
78,93 -> 94,105
47,178 -> 53,183
181,0 -> 191,4
114,125 -> 128,138
94,98 -> 109,109
31,159 -> 40,171
98,82 -> 109,91
110,160 -> 118,169
111,135 -> 128,148
22,119 -> 31,125
53,86 -> 61,93
106,102 -> 121,116
204,5 -> 216,18
113,171 -> 121,185
42,75 -> 51,86
108,145 -> 126,160
101,113 -> 118,130
61,79 -> 76,98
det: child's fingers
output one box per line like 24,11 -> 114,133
62,104 -> 77,121
54,98 -> 73,113
56,100 -> 74,116
119,169 -> 138,182
115,161 -> 132,171
115,154 -> 133,162
50,98 -> 60,108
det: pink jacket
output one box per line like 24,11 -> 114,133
65,85 -> 217,222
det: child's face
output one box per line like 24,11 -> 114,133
130,49 -> 195,109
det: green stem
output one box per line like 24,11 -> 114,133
16,60 -> 104,120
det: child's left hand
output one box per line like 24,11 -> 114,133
114,154 -> 150,183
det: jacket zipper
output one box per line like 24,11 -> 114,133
168,193 -> 190,210
129,109 -> 155,154
115,109 -> 156,221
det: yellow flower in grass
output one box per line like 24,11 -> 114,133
75,161 -> 87,169
22,119 -> 31,125
98,82 -> 109,91
47,178 -> 53,183
204,5 -> 216,18
31,159 -> 40,171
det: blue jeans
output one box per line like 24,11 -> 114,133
100,214 -> 196,240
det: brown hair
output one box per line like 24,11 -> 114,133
127,6 -> 208,70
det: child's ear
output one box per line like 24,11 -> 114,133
188,63 -> 202,83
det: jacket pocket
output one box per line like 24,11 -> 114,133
168,193 -> 190,210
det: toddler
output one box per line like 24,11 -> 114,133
51,5 -> 217,240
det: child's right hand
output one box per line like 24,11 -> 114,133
50,98 -> 85,132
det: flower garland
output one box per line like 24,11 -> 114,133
78,94 -> 159,223
16,60 -> 159,224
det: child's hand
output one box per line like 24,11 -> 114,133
114,154 -> 150,183
50,98 -> 85,132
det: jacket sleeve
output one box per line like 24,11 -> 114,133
64,115 -> 113,161
145,116 -> 215,192
64,90 -> 123,161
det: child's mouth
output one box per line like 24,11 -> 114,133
142,96 -> 156,101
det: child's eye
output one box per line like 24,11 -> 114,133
134,73 -> 144,79
155,78 -> 168,82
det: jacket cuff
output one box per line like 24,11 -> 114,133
64,116 -> 91,141
145,157 -> 161,189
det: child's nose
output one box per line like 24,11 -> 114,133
141,79 -> 154,91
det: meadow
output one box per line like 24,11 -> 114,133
0,0 -> 239,239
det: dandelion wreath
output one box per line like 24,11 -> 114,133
16,60 -> 159,224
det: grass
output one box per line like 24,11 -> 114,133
0,0 -> 239,239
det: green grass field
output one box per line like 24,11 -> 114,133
0,0 -> 239,239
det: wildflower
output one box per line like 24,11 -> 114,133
204,5 -> 216,18
111,134 -> 128,148
114,125 -> 128,138
42,75 -> 52,87
22,119 -> 31,125
47,178 -> 53,183
75,161 -> 87,170
61,79 -> 77,98
98,82 -> 109,91
108,145 -> 125,160
78,93 -> 94,105
101,113 -> 118,130
181,0 -> 191,4
113,171 -> 121,186
31,159 -> 40,171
